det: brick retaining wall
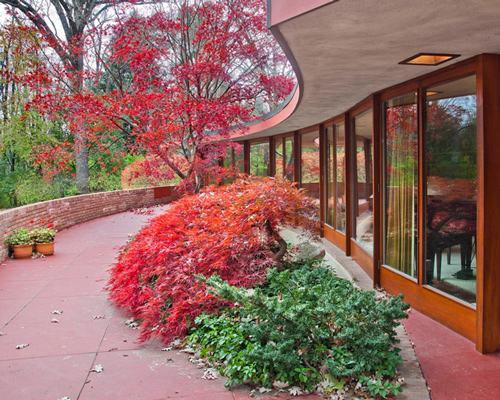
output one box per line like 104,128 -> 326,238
0,186 -> 179,262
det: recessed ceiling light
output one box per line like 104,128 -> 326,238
399,53 -> 460,66
415,91 -> 441,96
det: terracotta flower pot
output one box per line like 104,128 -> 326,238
12,244 -> 33,259
36,242 -> 55,256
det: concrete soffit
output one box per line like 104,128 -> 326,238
236,0 -> 500,141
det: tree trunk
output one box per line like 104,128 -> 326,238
72,45 -> 90,194
74,128 -> 89,193
265,219 -> 287,272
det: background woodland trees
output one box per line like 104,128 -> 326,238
0,0 -> 294,206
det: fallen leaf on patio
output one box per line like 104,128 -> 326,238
92,315 -> 105,319
179,347 -> 195,354
288,386 -> 303,396
51,318 -> 59,323
52,310 -> 63,315
125,318 -> 139,329
162,347 -> 172,351
90,364 -> 103,373
0,332 -> 4,336
202,368 -> 219,380
16,343 -> 29,349
272,380 -> 289,390
57,397 -> 71,400
1,264 -> 7,266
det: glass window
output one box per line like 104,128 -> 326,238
250,142 -> 270,177
383,93 -> 418,278
425,75 -> 477,305
301,131 -> 320,189
326,125 -> 335,227
234,144 -> 244,173
336,124 -> 346,232
221,148 -> 234,185
284,137 -> 294,181
301,131 -> 320,218
353,109 -> 373,253
325,123 -> 346,233
275,139 -> 284,177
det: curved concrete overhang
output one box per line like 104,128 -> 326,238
234,0 -> 500,141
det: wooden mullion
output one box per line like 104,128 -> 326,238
372,94 -> 382,288
319,125 -> 326,235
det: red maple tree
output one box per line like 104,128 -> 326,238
107,176 -> 319,342
9,0 -> 294,194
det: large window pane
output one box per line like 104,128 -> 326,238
425,75 -> 477,305
336,124 -> 346,232
353,110 -> 373,253
234,145 -> 244,173
383,93 -> 418,278
326,125 -> 335,227
250,142 -> 270,177
275,137 -> 294,179
325,123 -> 346,233
301,131 -> 320,197
284,137 -> 294,180
301,131 -> 320,219
275,140 -> 284,177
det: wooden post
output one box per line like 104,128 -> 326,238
344,113 -> 352,255
244,140 -> 250,175
476,54 -> 500,353
269,136 -> 276,177
319,125 -> 326,236
372,94 -> 382,287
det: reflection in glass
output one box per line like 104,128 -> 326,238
354,110 -> 373,253
336,124 -> 346,232
234,145 -> 244,173
326,123 -> 346,233
250,142 -> 270,177
275,137 -> 294,179
275,140 -> 284,177
326,125 -> 335,227
284,137 -> 294,181
383,93 -> 418,278
301,131 -> 320,197
425,75 -> 477,305
301,131 -> 320,219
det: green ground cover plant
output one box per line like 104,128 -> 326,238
188,259 -> 409,399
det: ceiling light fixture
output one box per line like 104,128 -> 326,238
399,53 -> 460,66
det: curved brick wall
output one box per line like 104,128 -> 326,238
0,186 -> 179,262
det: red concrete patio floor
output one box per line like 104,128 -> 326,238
0,207 -> 498,400
0,208 -> 320,400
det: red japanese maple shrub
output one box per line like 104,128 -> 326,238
107,176 -> 319,343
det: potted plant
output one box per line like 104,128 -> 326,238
4,229 -> 35,259
33,223 -> 57,255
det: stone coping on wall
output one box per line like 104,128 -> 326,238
0,186 -> 179,262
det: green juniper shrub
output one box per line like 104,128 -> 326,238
188,260 -> 409,398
